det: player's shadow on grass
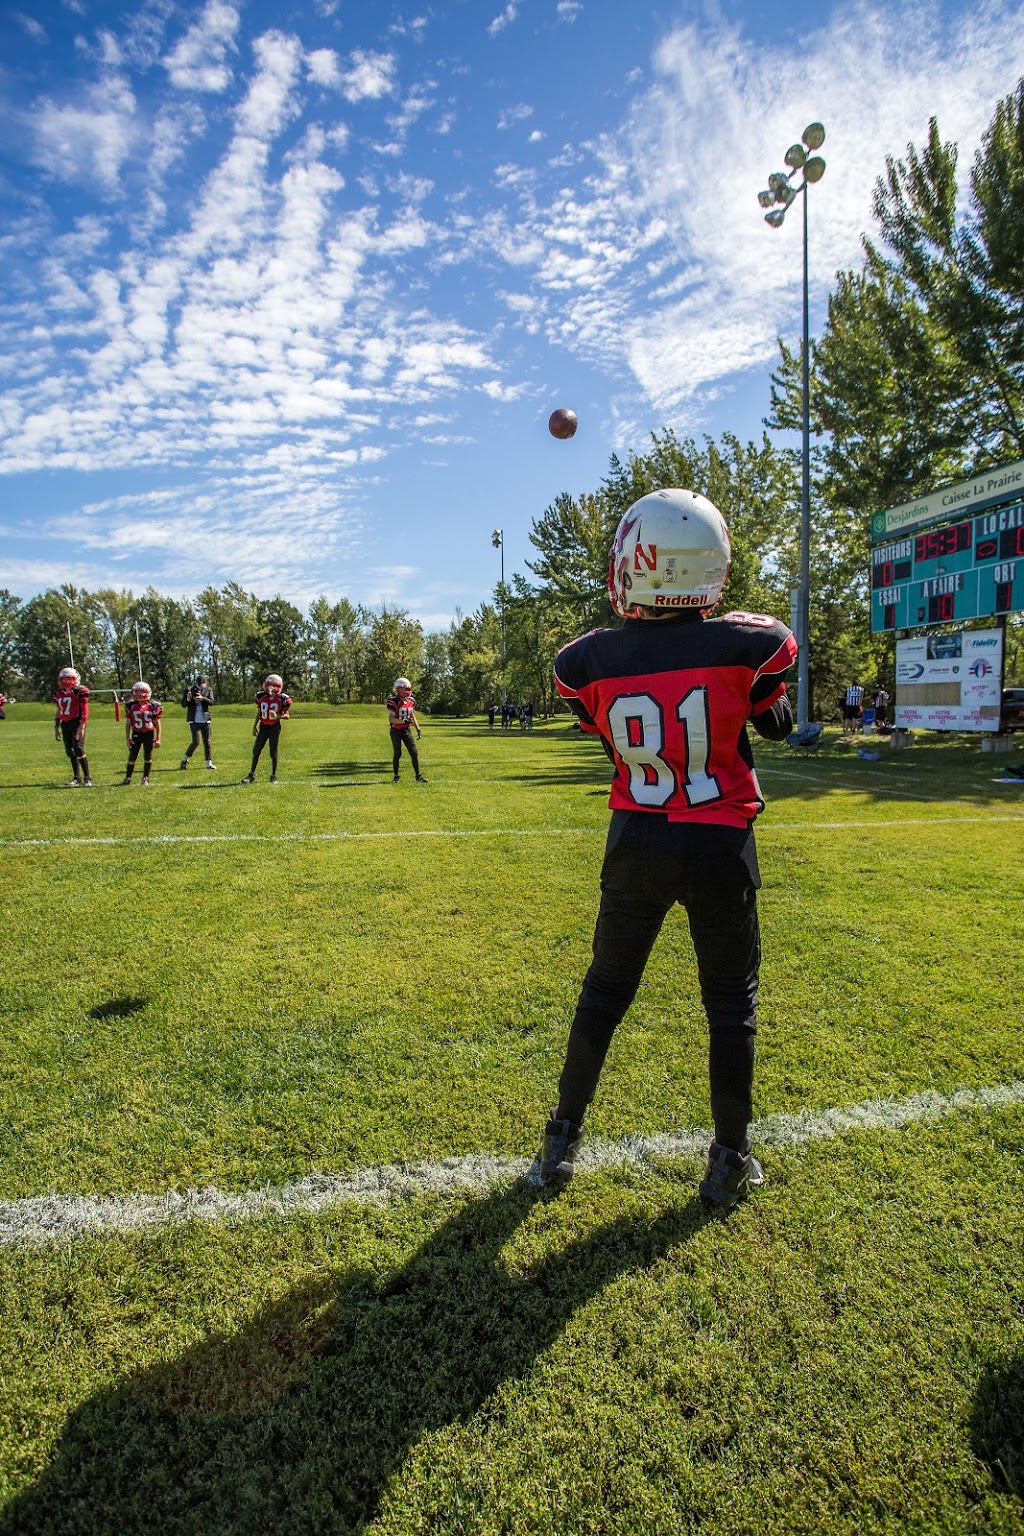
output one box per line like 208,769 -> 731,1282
1,1181 -> 710,1536
88,996 -> 147,1021
312,760 -> 393,785
971,1352 -> 1024,1501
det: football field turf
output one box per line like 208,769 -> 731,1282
1,705 -> 1023,1534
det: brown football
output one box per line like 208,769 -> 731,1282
548,407 -> 578,440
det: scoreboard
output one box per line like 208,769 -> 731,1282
870,460 -> 1024,632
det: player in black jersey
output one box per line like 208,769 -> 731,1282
536,488 -> 797,1209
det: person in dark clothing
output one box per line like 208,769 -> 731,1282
537,488 -> 797,1211
179,675 -> 216,770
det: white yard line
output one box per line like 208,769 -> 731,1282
2,813 -> 1022,851
3,1080 -> 1022,1245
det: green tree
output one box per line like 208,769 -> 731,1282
0,591 -> 23,692
135,589 -> 200,699
240,597 -> 310,695
771,85 -> 1024,516
15,588 -> 104,699
93,589 -> 141,692
195,583 -> 261,701
360,606 -> 423,702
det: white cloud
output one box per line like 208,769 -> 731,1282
497,103 -> 533,130
306,48 -> 341,87
488,4 -> 518,36
163,0 -> 239,93
557,1 -> 582,19
339,49 -> 397,103
32,73 -> 139,194
15,12 -> 47,42
471,1 -> 1024,426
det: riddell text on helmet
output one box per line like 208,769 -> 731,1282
652,592 -> 711,607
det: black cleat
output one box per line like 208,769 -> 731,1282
699,1142 -> 764,1211
242,773 -> 255,783
536,1112 -> 584,1189
415,774 -> 428,783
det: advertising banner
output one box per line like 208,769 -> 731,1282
894,629 -> 1004,731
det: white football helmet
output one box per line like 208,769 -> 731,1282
264,674 -> 283,694
393,677 -> 412,692
608,488 -> 731,618
58,667 -> 80,685
132,681 -> 152,699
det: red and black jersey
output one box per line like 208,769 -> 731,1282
126,698 -> 162,733
386,694 -> 416,728
256,690 -> 291,724
54,685 -> 90,723
554,610 -> 797,828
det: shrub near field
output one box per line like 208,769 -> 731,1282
0,707 -> 1022,1536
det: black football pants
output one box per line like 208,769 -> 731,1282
556,810 -> 762,1153
390,726 -> 420,776
60,721 -> 89,779
251,721 -> 281,773
125,732 -> 155,776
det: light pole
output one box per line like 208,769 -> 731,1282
491,528 -> 506,700
758,122 -> 826,727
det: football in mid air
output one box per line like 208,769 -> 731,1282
548,407 -> 578,440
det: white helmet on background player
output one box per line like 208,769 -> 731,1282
132,681 -> 152,700
608,488 -> 731,619
393,677 -> 412,693
58,667 -> 80,686
264,674 -> 283,695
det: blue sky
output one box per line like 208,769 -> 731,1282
2,0 -> 1023,631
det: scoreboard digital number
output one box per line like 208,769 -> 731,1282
871,499 -> 1024,632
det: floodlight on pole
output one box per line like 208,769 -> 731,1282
492,528 -> 506,698
757,120 -> 826,728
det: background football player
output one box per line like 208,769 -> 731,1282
385,677 -> 427,783
537,488 -> 797,1210
120,681 -> 162,785
244,674 -> 291,783
53,667 -> 92,787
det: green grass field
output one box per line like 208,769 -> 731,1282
1,702 -> 1023,1534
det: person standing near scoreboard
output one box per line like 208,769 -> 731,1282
54,667 -> 92,787
243,674 -> 291,784
120,681 -> 162,786
535,488 -> 797,1210
386,678 -> 427,783
842,682 -> 864,734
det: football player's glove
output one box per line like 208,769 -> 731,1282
608,488 -> 731,618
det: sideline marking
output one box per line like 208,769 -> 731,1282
2,815 -> 1022,850
3,1080 -> 1022,1245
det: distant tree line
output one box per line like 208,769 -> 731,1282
3,86 -> 1023,717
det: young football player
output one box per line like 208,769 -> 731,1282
180,675 -> 216,769
537,488 -> 797,1210
120,681 -> 162,785
243,674 -> 291,783
53,667 -> 92,786
386,678 -> 427,783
